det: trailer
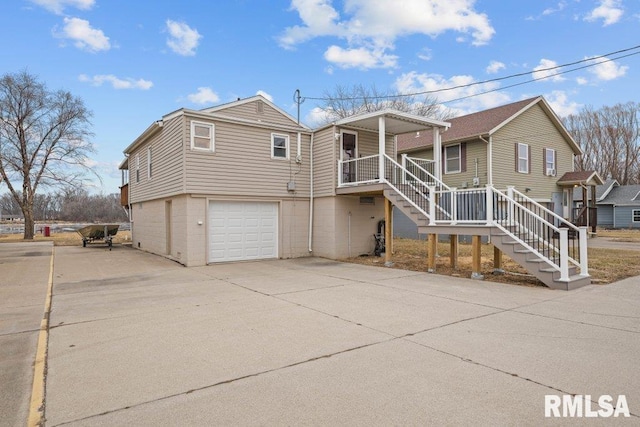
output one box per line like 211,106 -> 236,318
76,224 -> 120,250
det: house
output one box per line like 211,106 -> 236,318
121,95 -> 592,290
595,181 -> 640,229
120,95 -> 448,265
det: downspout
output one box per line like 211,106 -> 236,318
308,133 -> 314,253
479,135 -> 492,186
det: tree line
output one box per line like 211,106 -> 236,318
0,189 -> 128,223
563,102 -> 640,185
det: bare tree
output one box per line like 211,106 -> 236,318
564,102 -> 640,185
0,71 -> 94,238
317,84 -> 452,124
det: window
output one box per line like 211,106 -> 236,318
271,133 -> 289,159
190,121 -> 214,151
136,154 -> 140,183
147,147 -> 152,179
544,148 -> 556,175
633,209 -> 640,223
517,143 -> 529,173
444,144 -> 461,174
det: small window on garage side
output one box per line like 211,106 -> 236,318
190,121 -> 214,152
147,146 -> 152,179
136,154 -> 140,183
271,133 -> 289,159
633,209 -> 640,223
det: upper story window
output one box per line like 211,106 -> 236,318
147,146 -> 152,179
444,144 -> 461,174
517,143 -> 529,174
633,209 -> 640,223
271,133 -> 289,159
544,148 -> 556,176
190,121 -> 214,152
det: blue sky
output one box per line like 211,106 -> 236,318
2,0 -> 638,193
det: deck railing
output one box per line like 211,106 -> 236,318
336,154 -> 588,281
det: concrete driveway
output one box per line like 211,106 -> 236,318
3,244 -> 640,426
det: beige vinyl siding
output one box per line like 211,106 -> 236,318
129,115 -> 184,204
312,127 -> 337,197
492,103 -> 574,199
214,100 -> 298,127
184,118 -> 311,197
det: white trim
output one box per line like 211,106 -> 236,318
545,148 -> 556,174
135,154 -> 140,183
190,121 -> 215,152
444,143 -> 461,174
147,146 -> 152,180
271,133 -> 290,160
517,142 -> 529,174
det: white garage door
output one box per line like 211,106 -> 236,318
208,201 -> 278,263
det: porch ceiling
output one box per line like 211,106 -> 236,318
334,109 -> 450,135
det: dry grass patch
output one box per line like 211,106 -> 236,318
597,228 -> 640,242
0,230 -> 131,247
343,237 -> 640,288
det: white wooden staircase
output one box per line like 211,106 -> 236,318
367,154 -> 591,290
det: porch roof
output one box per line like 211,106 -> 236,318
332,109 -> 450,135
557,170 -> 605,187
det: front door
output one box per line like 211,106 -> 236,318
341,131 -> 357,183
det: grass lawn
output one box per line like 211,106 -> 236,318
341,229 -> 640,288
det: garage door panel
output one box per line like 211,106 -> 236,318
208,201 -> 278,263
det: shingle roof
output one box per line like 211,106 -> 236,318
397,97 -> 539,152
598,185 -> 640,206
557,170 -> 601,185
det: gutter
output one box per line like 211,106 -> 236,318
308,133 -> 314,253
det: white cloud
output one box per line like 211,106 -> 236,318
186,87 -> 219,104
305,106 -> 331,127
79,74 -> 153,90
280,0 -> 494,69
587,56 -> 628,80
544,90 -> 580,117
576,77 -> 588,85
58,17 -> 110,52
394,71 -> 510,116
166,20 -> 202,56
324,45 -> 398,69
585,0 -> 624,26
256,90 -> 273,102
486,60 -> 505,74
532,58 -> 565,82
417,48 -> 432,61
542,1 -> 567,16
29,0 -> 94,14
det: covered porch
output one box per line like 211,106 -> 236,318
557,170 -> 605,234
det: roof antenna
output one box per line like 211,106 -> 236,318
293,89 -> 305,125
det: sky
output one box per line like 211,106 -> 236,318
1,0 -> 639,194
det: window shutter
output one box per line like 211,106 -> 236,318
514,143 -> 518,172
528,145 -> 532,174
461,142 -> 467,173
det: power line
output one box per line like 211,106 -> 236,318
302,43 -> 640,103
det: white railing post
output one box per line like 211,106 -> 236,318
401,154 -> 407,184
579,226 -> 589,276
378,116 -> 385,183
337,159 -> 343,187
507,186 -> 515,223
428,186 -> 436,225
559,228 -> 569,281
450,188 -> 457,225
486,185 -> 493,225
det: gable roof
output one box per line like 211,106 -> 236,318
397,96 -> 582,155
325,108 -> 450,134
597,184 -> 640,206
557,170 -> 605,186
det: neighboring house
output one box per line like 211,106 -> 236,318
121,94 -> 592,290
397,96 -> 592,217
595,181 -> 640,229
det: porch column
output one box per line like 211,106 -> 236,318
378,116 -> 386,183
384,197 -> 393,266
449,235 -> 458,269
427,233 -> 437,273
471,235 -> 484,280
493,246 -> 504,275
432,127 -> 442,182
